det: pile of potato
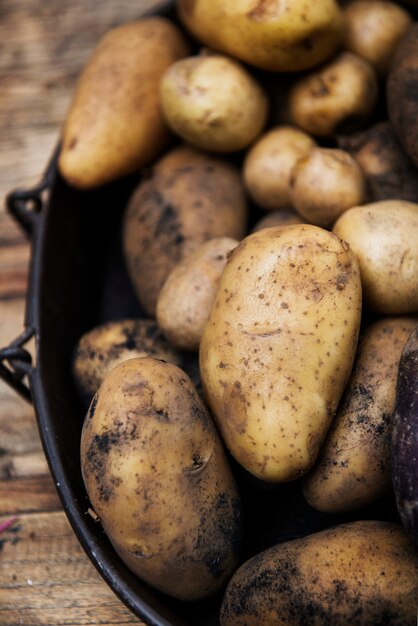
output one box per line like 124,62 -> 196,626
65,1 -> 418,623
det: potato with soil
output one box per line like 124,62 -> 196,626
72,319 -> 200,402
304,317 -> 418,513
333,200 -> 418,314
59,18 -> 189,189
288,52 -> 378,137
251,208 -> 305,233
388,23 -> 418,169
160,54 -> 268,153
393,325 -> 418,546
243,126 -> 316,211
200,224 -> 362,482
177,0 -> 343,72
220,520 -> 418,626
343,0 -> 412,76
80,357 -> 242,600
156,237 -> 238,352
338,121 -> 418,203
123,147 -> 247,316
289,148 -> 368,228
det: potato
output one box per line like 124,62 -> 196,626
387,23 -> 418,168
156,238 -> 238,352
123,146 -> 247,316
58,18 -> 189,189
289,148 -> 368,228
333,200 -> 418,314
72,319 -> 200,402
177,0 -> 343,72
160,54 -> 268,153
393,325 -> 418,546
80,357 -> 242,600
200,224 -> 362,482
338,121 -> 418,203
343,0 -> 412,75
220,520 -> 418,626
288,52 -> 378,136
251,208 -> 305,233
304,317 -> 418,513
243,127 -> 316,211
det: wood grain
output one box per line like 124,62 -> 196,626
0,1 -> 163,623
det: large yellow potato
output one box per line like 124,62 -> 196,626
333,200 -> 418,314
200,224 -> 362,482
59,18 -> 189,189
304,317 -> 418,513
80,358 -> 242,601
220,521 -> 418,626
123,146 -> 247,316
160,55 -> 268,152
177,0 -> 343,72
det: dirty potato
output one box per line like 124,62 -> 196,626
156,237 -> 239,352
200,224 -> 362,482
304,317 -> 418,513
220,520 -> 418,626
80,358 -> 242,600
123,146 -> 247,316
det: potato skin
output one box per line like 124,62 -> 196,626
304,317 -> 418,513
123,147 -> 247,316
333,200 -> 418,314
160,55 -> 268,153
80,357 -> 242,600
220,521 -> 418,626
288,52 -> 378,137
72,319 -> 200,402
200,224 -> 362,482
243,126 -> 316,211
156,237 -> 238,352
387,23 -> 418,168
338,121 -> 418,203
251,208 -> 305,233
59,18 -> 189,189
177,0 -> 343,72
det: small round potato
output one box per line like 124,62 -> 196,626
81,357 -> 242,601
220,520 -> 418,626
251,208 -> 305,233
156,237 -> 239,352
123,146 -> 247,316
177,0 -> 343,72
160,54 -> 268,152
288,52 -> 378,136
333,200 -> 418,314
289,148 -> 368,228
343,0 -> 412,75
243,126 -> 316,211
72,319 -> 201,403
304,317 -> 418,513
338,121 -> 418,203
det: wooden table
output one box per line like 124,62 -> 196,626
0,2 -> 162,623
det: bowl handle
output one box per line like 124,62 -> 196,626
0,327 -> 34,403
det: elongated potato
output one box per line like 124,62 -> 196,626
72,319 -> 200,402
304,317 -> 418,513
220,520 -> 418,626
333,200 -> 418,314
81,358 -> 242,600
59,18 -> 189,189
200,224 -> 362,482
156,238 -> 239,352
123,147 -> 247,316
177,0 -> 343,72
393,326 -> 418,545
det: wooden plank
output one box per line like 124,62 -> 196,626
0,511 -> 141,624
0,475 -> 61,514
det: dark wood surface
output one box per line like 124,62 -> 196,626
0,2 -> 163,623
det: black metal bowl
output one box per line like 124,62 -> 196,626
1,2 -> 401,623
